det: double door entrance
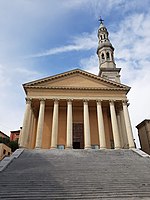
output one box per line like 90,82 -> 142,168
73,123 -> 84,149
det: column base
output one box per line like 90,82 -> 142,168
115,147 -> 121,150
129,147 -> 136,149
99,147 -> 107,150
50,146 -> 57,149
84,146 -> 91,149
66,146 -> 73,149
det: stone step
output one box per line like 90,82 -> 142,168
0,149 -> 150,199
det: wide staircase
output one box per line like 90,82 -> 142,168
0,149 -> 150,199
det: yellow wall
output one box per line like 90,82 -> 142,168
58,107 -> 67,146
42,107 -> 53,148
89,107 -> 99,145
0,144 -> 11,160
103,108 -> 113,148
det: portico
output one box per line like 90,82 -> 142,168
19,81 -> 135,150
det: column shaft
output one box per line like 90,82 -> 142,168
123,101 -> 135,148
35,99 -> 45,148
66,100 -> 73,149
120,109 -> 128,148
109,101 -> 121,149
19,98 -> 32,148
116,112 -> 123,148
51,100 -> 59,149
24,108 -> 32,147
28,111 -> 35,148
83,101 -> 91,149
97,101 -> 106,149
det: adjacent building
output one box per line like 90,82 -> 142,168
10,129 -> 21,142
0,131 -> 11,160
0,131 -> 9,140
0,143 -> 11,160
136,119 -> 150,154
19,20 -> 135,150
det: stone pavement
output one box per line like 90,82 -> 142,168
0,149 -> 150,199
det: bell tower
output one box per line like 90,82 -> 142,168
97,18 -> 121,83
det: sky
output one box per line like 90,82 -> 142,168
0,0 -> 150,147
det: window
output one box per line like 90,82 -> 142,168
101,53 -> 105,61
3,149 -> 6,154
106,52 -> 110,60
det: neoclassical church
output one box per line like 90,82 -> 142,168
19,20 -> 135,150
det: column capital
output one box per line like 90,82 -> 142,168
96,100 -> 103,105
122,99 -> 128,104
83,99 -> 89,104
25,97 -> 32,104
122,99 -> 130,106
67,99 -> 73,103
109,100 -> 115,105
39,98 -> 46,104
53,98 -> 59,103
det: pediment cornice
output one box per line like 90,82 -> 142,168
23,69 -> 129,90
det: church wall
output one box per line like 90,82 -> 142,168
30,117 -> 37,149
42,107 -> 53,149
103,108 -> 113,149
73,106 -> 83,123
58,106 -> 67,146
89,107 -> 99,146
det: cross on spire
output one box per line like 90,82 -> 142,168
98,16 -> 104,24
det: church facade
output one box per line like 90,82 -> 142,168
19,20 -> 135,150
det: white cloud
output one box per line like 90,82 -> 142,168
28,32 -> 97,57
0,62 -> 41,135
80,54 -> 98,74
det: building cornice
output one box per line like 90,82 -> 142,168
25,85 -> 130,92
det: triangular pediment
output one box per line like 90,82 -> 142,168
23,69 -> 129,91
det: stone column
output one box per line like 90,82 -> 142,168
66,100 -> 73,149
122,100 -> 135,148
35,99 -> 45,148
24,108 -> 32,147
28,111 -> 35,148
120,109 -> 128,148
116,111 -> 123,148
97,100 -> 106,149
51,99 -> 59,149
109,100 -> 121,149
83,100 -> 91,149
19,98 -> 32,148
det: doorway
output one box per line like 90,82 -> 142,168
73,123 -> 84,149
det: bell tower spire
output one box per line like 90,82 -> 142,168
97,18 -> 121,83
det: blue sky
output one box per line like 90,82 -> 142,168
0,0 -> 150,147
